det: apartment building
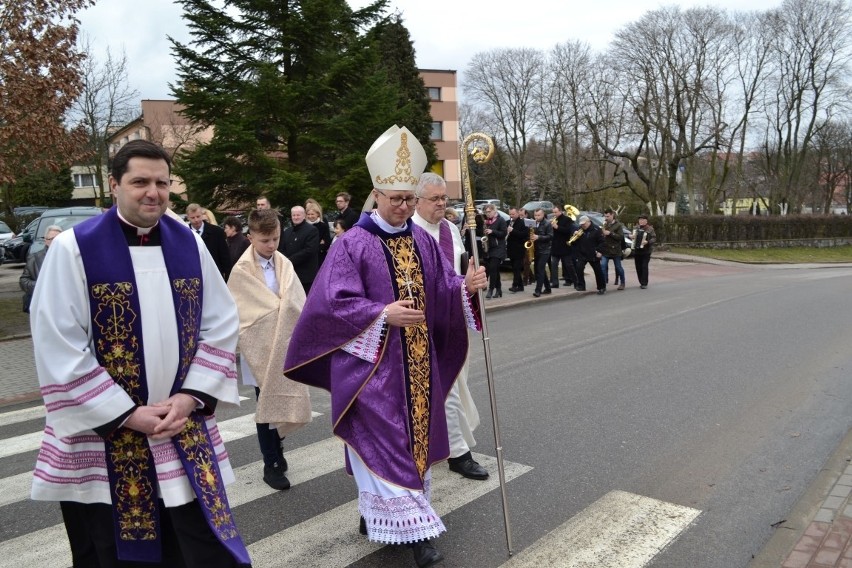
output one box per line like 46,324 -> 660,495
420,69 -> 461,199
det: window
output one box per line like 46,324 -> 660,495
427,87 -> 441,101
431,122 -> 443,140
74,173 -> 96,188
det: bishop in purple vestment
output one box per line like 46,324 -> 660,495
284,126 -> 487,567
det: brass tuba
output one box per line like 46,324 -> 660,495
563,204 -> 580,221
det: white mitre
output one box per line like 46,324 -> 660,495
365,125 -> 427,191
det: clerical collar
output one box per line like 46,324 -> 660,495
116,209 -> 161,246
370,211 -> 408,234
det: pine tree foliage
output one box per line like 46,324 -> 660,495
170,0 -> 435,210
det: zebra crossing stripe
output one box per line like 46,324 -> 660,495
246,453 -> 532,568
501,490 -> 700,568
0,451 -> 531,568
0,405 -> 44,427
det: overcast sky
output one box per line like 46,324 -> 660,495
77,0 -> 784,102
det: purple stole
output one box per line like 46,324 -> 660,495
438,220 -> 455,267
74,207 -> 249,565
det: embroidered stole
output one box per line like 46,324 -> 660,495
363,219 -> 433,480
74,207 -> 249,564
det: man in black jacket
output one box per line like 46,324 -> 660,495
280,205 -> 319,292
187,203 -> 231,280
506,207 -> 528,293
530,208 -> 553,297
334,192 -> 360,230
549,205 -> 578,289
574,215 -> 606,294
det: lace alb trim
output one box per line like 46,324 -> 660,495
342,310 -> 388,363
462,288 -> 480,331
358,479 -> 446,544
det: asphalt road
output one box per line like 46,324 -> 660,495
0,259 -> 850,567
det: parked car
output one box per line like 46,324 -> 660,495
521,201 -> 555,219
23,207 -> 104,259
2,218 -> 38,263
0,220 -> 13,243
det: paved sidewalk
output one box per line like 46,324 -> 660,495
0,336 -> 40,406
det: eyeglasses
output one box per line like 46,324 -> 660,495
420,195 -> 449,203
375,189 -> 416,207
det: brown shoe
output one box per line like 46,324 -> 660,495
617,284 -> 625,290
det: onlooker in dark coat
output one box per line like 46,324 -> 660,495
222,216 -> 251,271
187,203 -> 232,280
334,192 -> 360,230
600,208 -> 626,290
279,205 -> 319,292
305,199 -> 331,266
20,225 -> 62,313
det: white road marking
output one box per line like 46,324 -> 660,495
247,453 -> 532,568
501,490 -> 701,568
0,405 -> 45,427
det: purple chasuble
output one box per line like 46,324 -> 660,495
73,207 -> 250,565
284,213 -> 474,490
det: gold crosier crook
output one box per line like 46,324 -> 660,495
459,132 -> 514,555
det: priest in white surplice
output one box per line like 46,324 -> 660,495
29,140 -> 251,567
412,172 -> 489,481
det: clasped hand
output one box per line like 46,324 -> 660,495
125,393 -> 197,440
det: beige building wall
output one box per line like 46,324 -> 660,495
419,70 -> 461,199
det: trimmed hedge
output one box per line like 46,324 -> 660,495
646,215 -> 852,248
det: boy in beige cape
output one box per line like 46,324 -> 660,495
228,209 -> 312,490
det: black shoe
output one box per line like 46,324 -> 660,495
448,453 -> 489,480
574,286 -> 585,291
508,286 -> 517,292
359,516 -> 368,536
494,289 -> 502,298
640,285 -> 647,289
550,283 -> 559,289
532,291 -> 541,298
542,289 -> 551,295
597,289 -> 606,295
263,463 -> 291,490
485,289 -> 493,299
411,540 -> 444,568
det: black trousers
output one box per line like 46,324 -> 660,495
634,253 -> 651,286
485,256 -> 502,291
534,253 -> 550,292
549,253 -> 577,286
254,387 -> 283,467
510,254 -> 525,289
60,500 -> 248,568
576,257 -> 606,291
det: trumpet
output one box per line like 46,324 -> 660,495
567,228 -> 584,245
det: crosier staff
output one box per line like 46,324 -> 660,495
460,132 -> 514,555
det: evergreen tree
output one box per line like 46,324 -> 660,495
170,0 -> 433,211
6,167 -> 74,208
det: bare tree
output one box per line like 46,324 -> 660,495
759,0 -> 852,214
588,7 -> 731,215
463,48 -> 545,206
71,36 -> 139,205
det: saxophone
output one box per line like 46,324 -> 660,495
524,226 -> 535,261
480,234 -> 489,254
568,228 -> 584,245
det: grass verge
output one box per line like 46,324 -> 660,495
667,245 -> 852,263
